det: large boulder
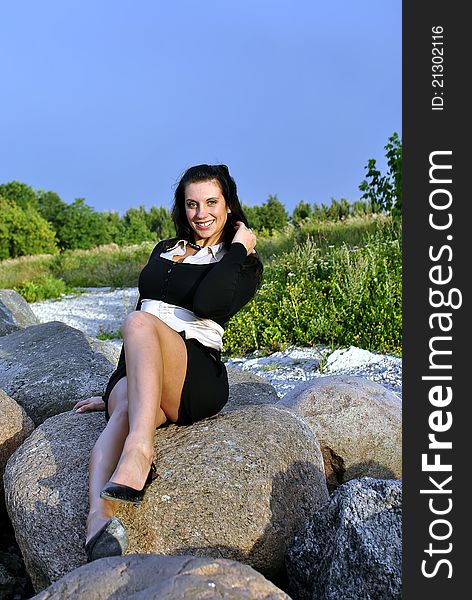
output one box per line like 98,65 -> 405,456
0,321 -> 117,425
286,478 -> 402,600
278,376 -> 401,485
0,390 -> 34,511
31,554 -> 291,599
4,405 -> 328,592
86,336 -> 121,366
223,368 -> 279,412
0,289 -> 40,336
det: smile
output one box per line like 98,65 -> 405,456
194,219 -> 215,229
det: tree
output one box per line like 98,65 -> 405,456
320,202 -> 330,221
146,206 -> 175,240
0,181 -> 39,211
292,201 -> 312,225
118,205 -> 155,245
241,197 -> 289,234
101,211 -> 123,244
0,196 -> 58,259
311,204 -> 323,221
242,203 -> 264,231
57,198 -> 108,250
339,198 -> 351,219
359,132 -> 402,218
328,198 -> 341,221
351,200 -> 371,217
37,190 -> 68,228
259,195 -> 289,234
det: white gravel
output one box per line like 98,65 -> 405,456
30,287 -> 402,400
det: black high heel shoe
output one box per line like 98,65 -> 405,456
84,517 -> 128,563
100,462 -> 158,506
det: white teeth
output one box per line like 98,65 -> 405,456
195,220 -> 214,228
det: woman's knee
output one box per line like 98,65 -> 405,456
110,400 -> 129,422
120,311 -> 162,338
155,406 -> 169,428
121,311 -> 149,336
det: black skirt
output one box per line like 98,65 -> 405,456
102,331 -> 229,425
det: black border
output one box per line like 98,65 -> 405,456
403,2 -> 467,596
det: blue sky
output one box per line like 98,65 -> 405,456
0,1 -> 401,215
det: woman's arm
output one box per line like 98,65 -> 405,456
192,241 -> 260,322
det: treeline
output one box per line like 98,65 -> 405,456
0,183 -> 379,261
0,132 -> 402,260
0,182 -> 175,260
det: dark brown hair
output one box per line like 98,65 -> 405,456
170,164 -> 263,285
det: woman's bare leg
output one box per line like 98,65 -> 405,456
85,313 -> 186,543
85,378 -> 129,544
106,311 -> 187,491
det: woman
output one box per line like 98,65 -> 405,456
73,164 -> 263,562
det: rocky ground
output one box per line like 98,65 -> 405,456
30,287 -> 402,400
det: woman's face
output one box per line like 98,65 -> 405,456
184,179 -> 229,246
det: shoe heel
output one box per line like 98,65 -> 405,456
100,463 -> 158,505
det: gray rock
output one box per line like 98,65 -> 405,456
222,368 -> 279,413
31,554 -> 292,599
286,477 -> 402,600
0,389 -> 34,511
85,335 -> 121,366
278,376 -> 402,486
0,321 -> 117,425
0,289 -> 40,336
0,562 -> 15,598
4,405 -> 328,591
0,513 -> 35,600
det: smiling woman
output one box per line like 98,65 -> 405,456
72,164 -> 263,562
184,180 -> 229,245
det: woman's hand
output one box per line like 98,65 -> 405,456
232,221 -> 257,255
73,396 -> 105,414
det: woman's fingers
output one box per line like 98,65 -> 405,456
72,398 -> 88,410
232,222 -> 257,254
73,397 -> 96,409
73,396 -> 105,413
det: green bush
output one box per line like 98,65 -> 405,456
224,224 -> 402,356
0,196 -> 58,259
14,275 -> 68,302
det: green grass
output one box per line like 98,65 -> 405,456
224,218 -> 402,356
49,242 -> 155,288
0,242 -> 156,300
255,214 -> 391,265
0,253 -> 58,290
96,329 -> 122,341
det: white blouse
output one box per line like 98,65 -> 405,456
140,240 -> 227,351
